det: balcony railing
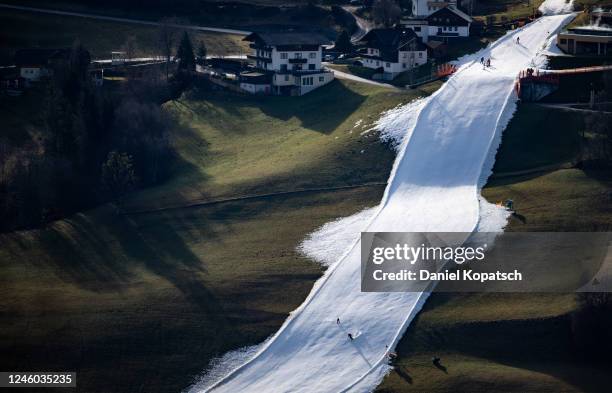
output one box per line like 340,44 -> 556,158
247,55 -> 272,63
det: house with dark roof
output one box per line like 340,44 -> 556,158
358,28 -> 428,79
401,5 -> 472,43
14,48 -> 73,82
426,6 -> 472,40
241,32 -> 334,96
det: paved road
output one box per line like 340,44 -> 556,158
341,5 -> 372,43
0,3 -> 251,35
326,64 -> 397,89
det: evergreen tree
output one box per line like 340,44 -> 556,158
335,30 -> 353,54
176,31 -> 196,72
196,40 -> 207,66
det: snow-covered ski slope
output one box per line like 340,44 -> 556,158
201,6 -> 575,393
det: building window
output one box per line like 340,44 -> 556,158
308,64 -> 315,70
280,52 -> 288,59
309,52 -> 316,59
285,75 -> 289,81
376,61 -> 380,66
560,38 -> 567,44
414,26 -> 421,32
418,52 -> 423,58
403,63 -> 406,68
295,52 -> 302,58
386,62 -> 390,67
319,76 -> 324,82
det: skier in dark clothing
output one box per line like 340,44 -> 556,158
432,356 -> 441,365
486,58 -> 491,67
348,333 -> 354,341
516,36 -> 520,45
480,57 -> 484,64
336,318 -> 340,325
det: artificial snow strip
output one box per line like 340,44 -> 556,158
191,4 -> 576,393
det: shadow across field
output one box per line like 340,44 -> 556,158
187,79 -> 368,135
391,292 -> 611,393
12,207 -> 227,316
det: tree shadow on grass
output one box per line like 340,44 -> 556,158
397,310 -> 612,393
192,79 -> 369,134
16,202 -> 225,318
260,80 -> 368,134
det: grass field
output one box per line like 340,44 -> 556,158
0,79 -> 437,393
0,8 -> 248,65
492,104 -> 582,173
473,0 -> 546,21
375,103 -> 612,392
122,79 -> 441,211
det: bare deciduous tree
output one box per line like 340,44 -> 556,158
157,17 -> 181,81
372,0 -> 401,27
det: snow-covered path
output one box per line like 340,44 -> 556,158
199,7 -> 575,393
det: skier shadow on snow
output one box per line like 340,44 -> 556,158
346,331 -> 374,368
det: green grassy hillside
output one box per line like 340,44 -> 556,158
122,79 -> 440,211
0,79 -> 437,393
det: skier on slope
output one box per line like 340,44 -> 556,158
486,58 -> 491,68
348,333 -> 354,341
516,36 -> 520,45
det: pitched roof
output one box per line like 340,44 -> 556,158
14,48 -> 71,67
447,6 -> 473,23
359,28 -> 418,48
244,32 -> 331,47
358,28 -> 426,62
427,6 -> 473,25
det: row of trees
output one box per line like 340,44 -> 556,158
0,41 -> 178,232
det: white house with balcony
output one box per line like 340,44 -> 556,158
358,28 -> 428,80
402,1 -> 472,43
240,32 -> 334,96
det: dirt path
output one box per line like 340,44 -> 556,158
122,182 -> 386,215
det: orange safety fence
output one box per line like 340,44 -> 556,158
436,63 -> 457,78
